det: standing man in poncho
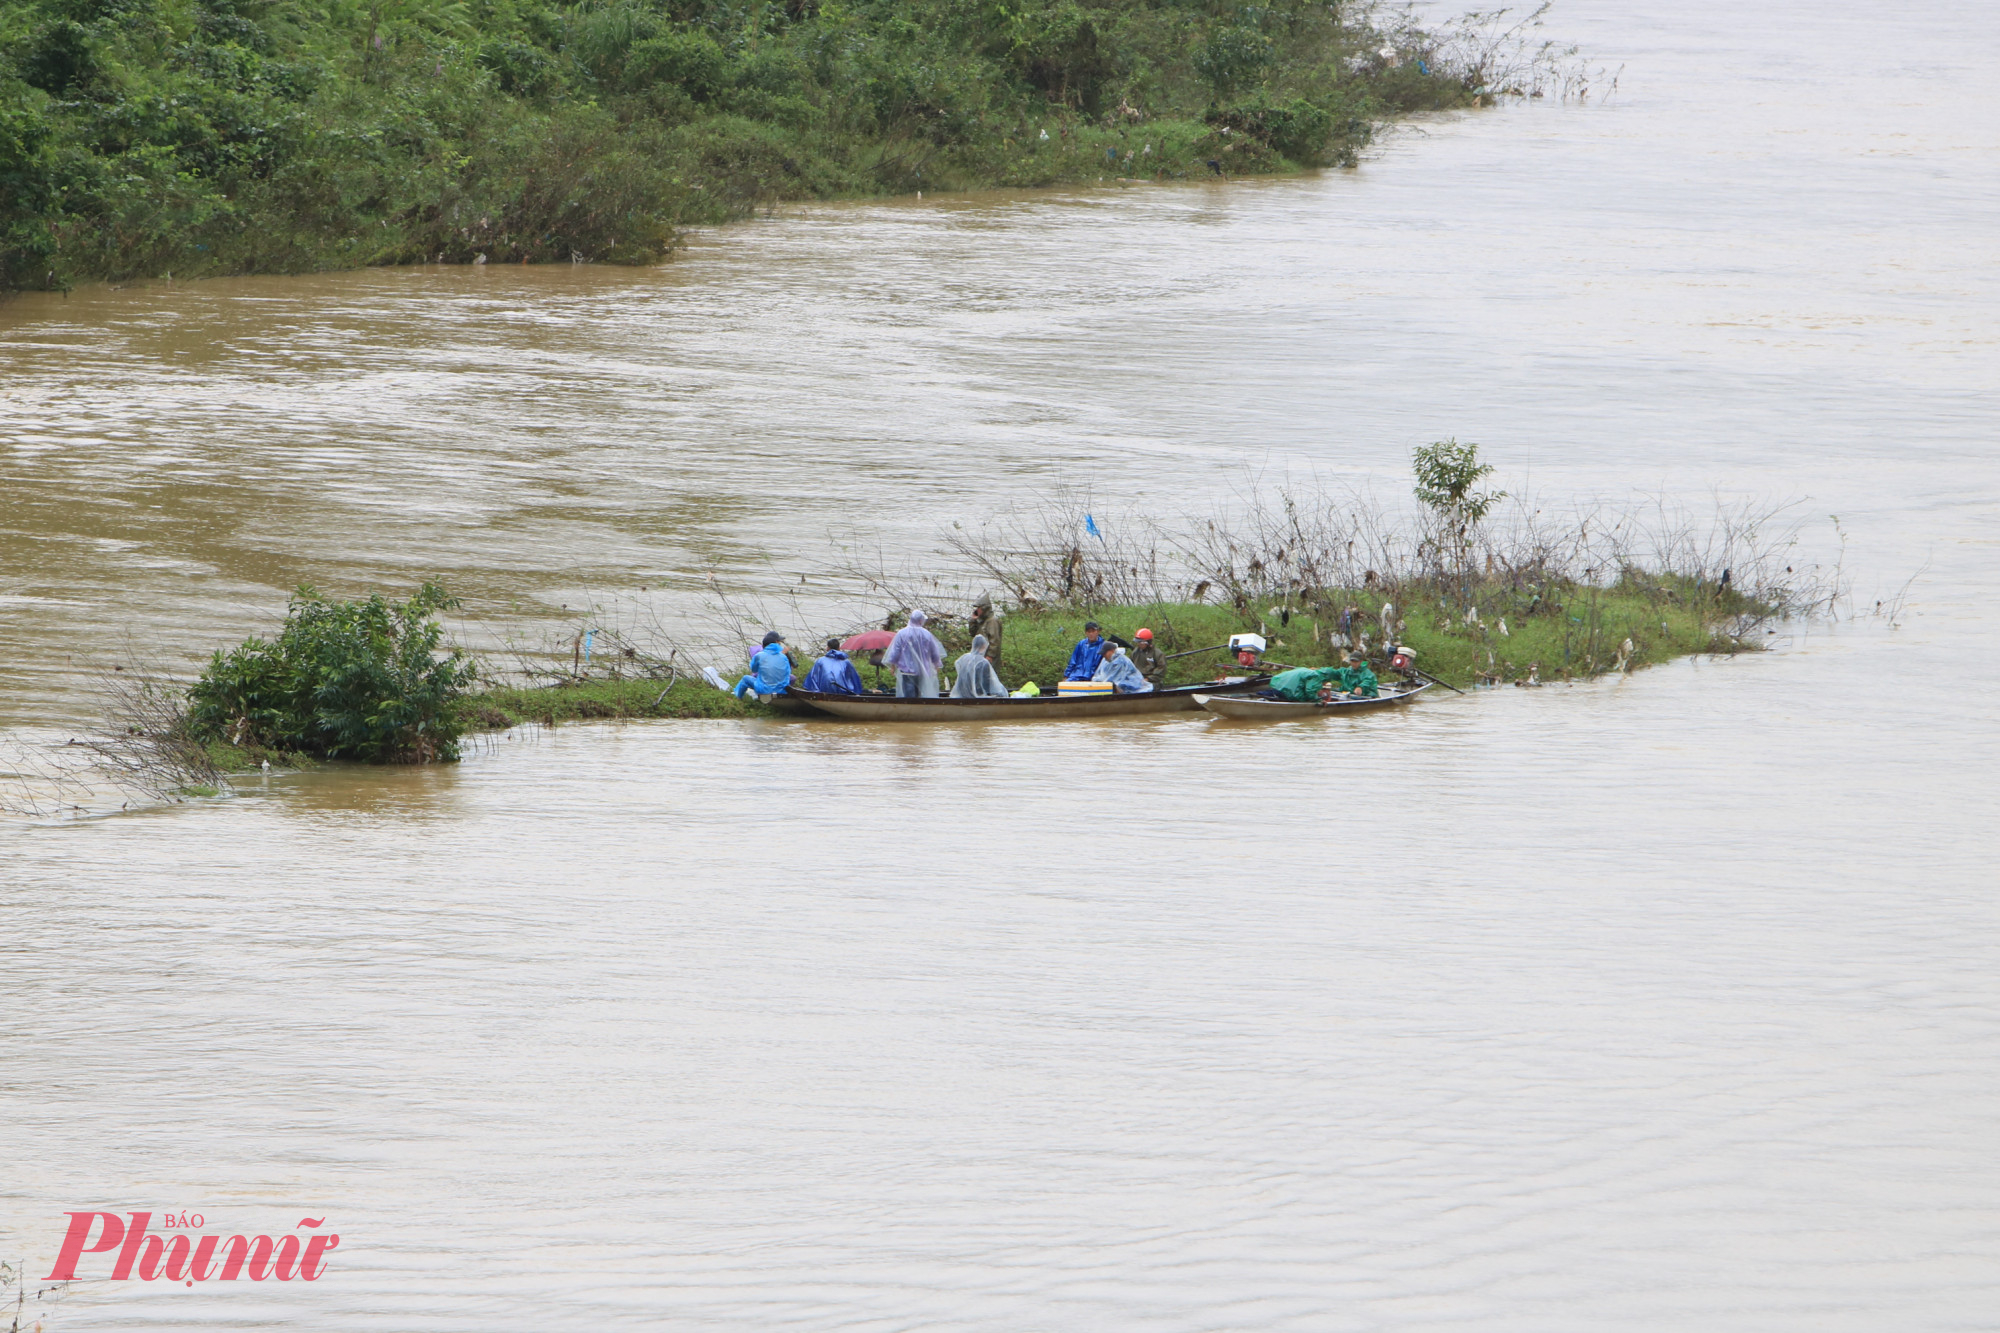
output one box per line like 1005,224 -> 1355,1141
968,593 -> 1004,673
883,610 -> 945,698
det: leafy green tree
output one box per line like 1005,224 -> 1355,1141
189,582 -> 478,763
1413,438 -> 1505,574
993,2 -> 1120,114
0,94 -> 59,288
1195,24 -> 1271,100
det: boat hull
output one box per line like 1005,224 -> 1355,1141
762,693 -> 822,716
788,678 -> 1267,722
1193,682 -> 1431,719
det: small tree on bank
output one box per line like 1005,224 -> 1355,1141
1413,438 -> 1505,576
188,582 -> 477,763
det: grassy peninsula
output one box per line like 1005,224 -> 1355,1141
462,443 -> 1799,728
0,0 -> 1488,289
468,571 -> 1763,730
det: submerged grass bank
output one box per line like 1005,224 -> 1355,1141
465,575 -> 1766,728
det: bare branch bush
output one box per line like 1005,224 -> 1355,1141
74,658 -> 227,798
475,592 -> 693,688
0,738 -> 100,818
1377,2 -> 1618,102
926,480 -> 1180,611
864,472 -> 1838,641
0,654 -> 223,817
1872,557 -> 1928,630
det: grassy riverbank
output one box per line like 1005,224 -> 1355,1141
450,573 -> 1766,731
937,580 -> 1759,690
0,0 -> 1495,290
469,676 -> 766,725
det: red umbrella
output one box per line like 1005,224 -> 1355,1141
841,630 -> 897,652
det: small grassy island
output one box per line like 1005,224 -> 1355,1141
469,577 -> 1761,730
0,0 -> 1548,289
123,444 -> 1806,791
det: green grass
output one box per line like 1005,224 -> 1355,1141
451,573 -> 1767,733
468,675 -> 774,726
938,577 -> 1764,692
202,738 -> 317,771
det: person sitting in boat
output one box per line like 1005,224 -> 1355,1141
1063,621 -> 1107,680
1092,638 -> 1154,693
1264,663 -> 1378,702
801,638 -> 864,694
734,631 -> 793,700
1129,627 -> 1166,688
950,634 -> 1008,698
882,610 -> 945,697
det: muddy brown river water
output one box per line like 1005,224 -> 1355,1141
3,0 -> 1998,1327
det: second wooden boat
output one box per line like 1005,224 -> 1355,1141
1193,680 -> 1431,718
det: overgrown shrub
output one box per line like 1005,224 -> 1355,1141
187,582 -> 477,763
0,94 -> 58,288
1194,24 -> 1270,99
1206,95 -> 1365,168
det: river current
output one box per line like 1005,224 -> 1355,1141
3,0 -> 1997,1327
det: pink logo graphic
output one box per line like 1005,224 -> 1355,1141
46,1212 -> 340,1284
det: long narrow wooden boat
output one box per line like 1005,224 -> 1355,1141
1193,680 -> 1431,719
785,677 -> 1269,722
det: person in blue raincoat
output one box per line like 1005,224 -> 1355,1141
801,638 -> 864,694
1063,621 -> 1107,680
734,631 -> 793,699
1092,638 -> 1153,693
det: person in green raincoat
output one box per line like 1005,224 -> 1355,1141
1264,663 -> 1378,702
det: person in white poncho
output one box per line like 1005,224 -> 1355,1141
950,634 -> 1007,698
1092,638 -> 1153,693
882,610 -> 945,698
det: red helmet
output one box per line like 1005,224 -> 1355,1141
1135,628 -> 1153,641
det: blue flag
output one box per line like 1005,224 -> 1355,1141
1084,513 -> 1104,543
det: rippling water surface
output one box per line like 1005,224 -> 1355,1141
3,0 -> 1997,1326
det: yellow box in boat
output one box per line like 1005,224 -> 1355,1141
1056,680 -> 1116,696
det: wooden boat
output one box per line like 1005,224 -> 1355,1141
1193,680 -> 1431,719
785,677 -> 1269,722
762,692 -> 823,716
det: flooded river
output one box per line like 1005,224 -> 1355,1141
4,0 -> 1997,1326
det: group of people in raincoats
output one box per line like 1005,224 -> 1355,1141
728,600 -> 1170,702
1061,620 -> 1165,693
731,632 -> 871,698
